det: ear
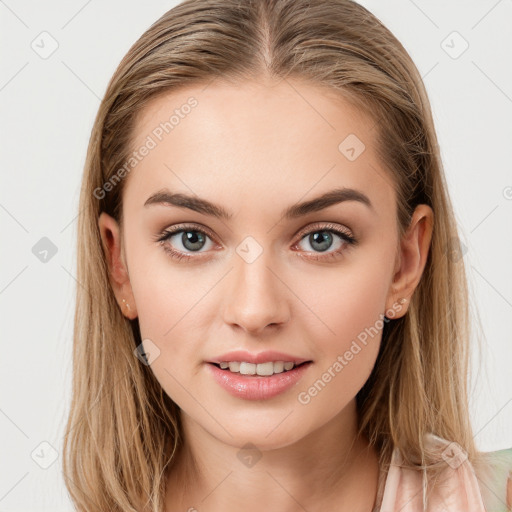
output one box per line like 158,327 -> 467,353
385,204 -> 434,318
98,212 -> 138,320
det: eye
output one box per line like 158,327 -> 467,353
292,222 -> 357,261
154,224 -> 217,262
154,222 -> 357,263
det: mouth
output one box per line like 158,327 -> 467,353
208,360 -> 312,377
206,360 -> 313,400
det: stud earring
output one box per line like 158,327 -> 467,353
122,298 -> 131,311
399,298 -> 407,304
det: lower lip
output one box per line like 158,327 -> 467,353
206,362 -> 312,400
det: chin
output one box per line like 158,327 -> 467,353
207,420 -> 310,451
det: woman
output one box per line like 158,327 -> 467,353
62,0 -> 512,510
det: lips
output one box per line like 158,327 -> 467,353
207,349 -> 312,365
206,360 -> 313,400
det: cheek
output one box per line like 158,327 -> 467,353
293,267 -> 388,419
297,261 -> 391,348
127,228 -> 207,321
129,262 -> 208,409
128,249 -> 227,393
126,242 -> 201,353
132,270 -> 204,350
290,244 -> 395,402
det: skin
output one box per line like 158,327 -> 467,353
99,76 -> 433,512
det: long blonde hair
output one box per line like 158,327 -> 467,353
63,0 -> 481,510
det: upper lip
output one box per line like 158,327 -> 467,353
207,350 -> 312,365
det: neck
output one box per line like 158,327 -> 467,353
165,399 -> 380,512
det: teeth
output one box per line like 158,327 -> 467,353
240,362 -> 257,375
228,361 -> 240,372
218,360 -> 299,376
272,361 -> 284,373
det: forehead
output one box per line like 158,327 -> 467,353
124,78 -> 395,218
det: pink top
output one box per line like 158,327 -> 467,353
374,433 -> 512,511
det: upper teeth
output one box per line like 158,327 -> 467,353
219,361 -> 297,376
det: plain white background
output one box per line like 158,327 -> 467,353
1,0 -> 511,510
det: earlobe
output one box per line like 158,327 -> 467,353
385,205 -> 434,317
98,212 -> 138,319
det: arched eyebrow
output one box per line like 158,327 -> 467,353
144,187 -> 374,220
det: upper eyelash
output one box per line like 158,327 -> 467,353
155,223 -> 216,244
295,222 -> 356,246
154,222 -> 357,260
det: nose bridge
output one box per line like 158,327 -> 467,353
222,235 -> 289,331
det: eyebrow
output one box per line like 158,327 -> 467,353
144,187 -> 374,220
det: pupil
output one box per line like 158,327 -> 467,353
182,231 -> 205,251
310,231 -> 332,252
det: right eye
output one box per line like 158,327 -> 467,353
155,224 -> 218,261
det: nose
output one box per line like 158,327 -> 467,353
221,248 -> 291,335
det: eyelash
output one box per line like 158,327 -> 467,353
154,222 -> 357,262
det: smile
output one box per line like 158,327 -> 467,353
215,360 -> 302,376
206,361 -> 313,400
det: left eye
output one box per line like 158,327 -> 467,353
296,229 -> 355,254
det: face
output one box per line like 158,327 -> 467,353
99,77 -> 432,451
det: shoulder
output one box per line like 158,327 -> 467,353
421,433 -> 512,512
378,433 -> 512,512
473,445 -> 512,512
